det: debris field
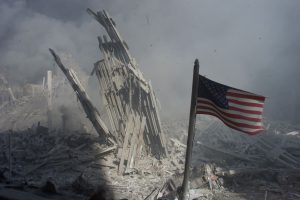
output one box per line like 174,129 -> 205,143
0,8 -> 299,200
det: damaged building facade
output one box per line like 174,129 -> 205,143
50,9 -> 168,175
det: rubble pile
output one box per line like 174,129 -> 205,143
0,124 -> 186,200
186,118 -> 300,199
1,6 -> 300,200
0,83 -> 186,199
194,119 -> 300,169
0,94 -> 300,199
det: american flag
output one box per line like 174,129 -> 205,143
197,75 -> 265,135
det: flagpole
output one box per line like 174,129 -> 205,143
181,59 -> 200,200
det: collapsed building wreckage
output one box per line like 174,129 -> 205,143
50,9 -> 167,175
47,9 -> 300,198
0,8 -> 300,200
0,73 -> 17,105
0,9 -> 175,200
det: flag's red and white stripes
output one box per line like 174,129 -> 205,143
196,89 -> 265,135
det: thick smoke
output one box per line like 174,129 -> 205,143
0,0 -> 299,123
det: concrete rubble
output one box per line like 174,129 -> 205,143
0,8 -> 300,200
188,117 -> 300,200
0,97 -> 185,199
0,84 -> 300,199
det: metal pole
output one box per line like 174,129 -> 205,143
181,59 -> 199,200
47,70 -> 53,129
8,130 -> 12,183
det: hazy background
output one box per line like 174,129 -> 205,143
0,0 -> 299,124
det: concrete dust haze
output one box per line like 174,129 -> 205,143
0,0 -> 299,124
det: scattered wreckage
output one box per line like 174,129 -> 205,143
0,8 -> 299,200
49,9 -> 167,176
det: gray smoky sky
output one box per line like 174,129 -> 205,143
0,0 -> 299,123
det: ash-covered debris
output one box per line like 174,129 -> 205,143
182,118 -> 300,200
2,76 -> 299,200
1,6 -> 300,200
194,119 -> 300,169
0,122 -> 186,199
0,9 -> 186,198
151,116 -> 300,200
1,86 -> 300,200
